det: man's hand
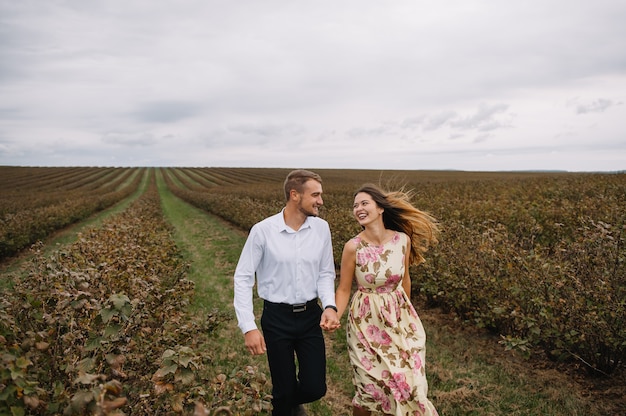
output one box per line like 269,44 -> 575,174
244,329 -> 267,355
320,307 -> 341,332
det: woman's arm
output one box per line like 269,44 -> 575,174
402,237 -> 412,297
335,240 -> 356,319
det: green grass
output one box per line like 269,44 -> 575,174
156,168 -> 246,312
156,169 -> 275,404
419,310 -> 605,416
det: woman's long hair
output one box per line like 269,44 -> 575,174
355,183 -> 439,265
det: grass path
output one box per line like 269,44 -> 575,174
156,171 -> 274,409
156,170 -> 353,415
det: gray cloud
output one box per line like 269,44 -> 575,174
424,111 -> 458,131
226,123 -> 306,139
576,99 -> 615,114
132,101 -> 203,123
102,131 -> 160,147
449,104 -> 510,130
0,0 -> 624,171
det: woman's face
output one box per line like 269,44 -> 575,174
353,192 -> 383,226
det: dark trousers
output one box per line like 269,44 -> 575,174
261,299 -> 327,416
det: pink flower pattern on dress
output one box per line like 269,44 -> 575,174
358,296 -> 370,318
413,351 -> 423,370
361,384 -> 391,412
366,325 -> 392,345
356,329 -> 374,355
347,232 -> 438,415
360,356 -> 373,371
388,372 -> 412,402
356,244 -> 385,266
364,273 -> 376,284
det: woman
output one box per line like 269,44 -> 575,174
334,183 -> 440,416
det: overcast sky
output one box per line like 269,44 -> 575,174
1,0 -> 624,171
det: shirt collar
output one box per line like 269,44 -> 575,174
277,208 -> 312,233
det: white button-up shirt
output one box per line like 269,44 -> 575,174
233,209 -> 336,334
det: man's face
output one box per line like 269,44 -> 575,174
296,180 -> 323,217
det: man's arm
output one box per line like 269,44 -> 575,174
233,227 -> 265,353
317,222 -> 339,331
316,222 -> 336,309
233,257 -> 257,333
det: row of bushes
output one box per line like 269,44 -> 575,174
0,169 -> 144,260
1,171 -> 195,414
1,169 -> 278,415
0,168 -> 135,208
414,176 -> 625,375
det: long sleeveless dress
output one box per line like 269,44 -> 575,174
347,231 -> 438,415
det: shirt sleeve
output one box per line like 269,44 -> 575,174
316,221 -> 337,308
233,225 -> 263,334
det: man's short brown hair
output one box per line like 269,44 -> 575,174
283,169 -> 322,201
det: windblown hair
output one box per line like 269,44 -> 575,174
355,183 -> 440,265
283,169 -> 323,201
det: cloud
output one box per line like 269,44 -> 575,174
575,98 -> 615,114
449,104 -> 510,130
102,131 -> 160,147
226,122 -> 306,139
132,101 -> 203,123
423,111 -> 457,132
0,0 -> 624,171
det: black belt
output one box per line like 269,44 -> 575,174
264,298 -> 318,313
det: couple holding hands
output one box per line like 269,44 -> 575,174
233,169 -> 439,416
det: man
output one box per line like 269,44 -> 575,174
233,169 -> 339,416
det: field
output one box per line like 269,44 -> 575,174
1,166 -> 624,415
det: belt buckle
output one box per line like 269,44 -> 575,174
292,303 -> 307,313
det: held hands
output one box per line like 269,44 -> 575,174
320,307 -> 341,332
245,309 -> 339,355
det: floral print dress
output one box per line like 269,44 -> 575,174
347,231 -> 438,415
